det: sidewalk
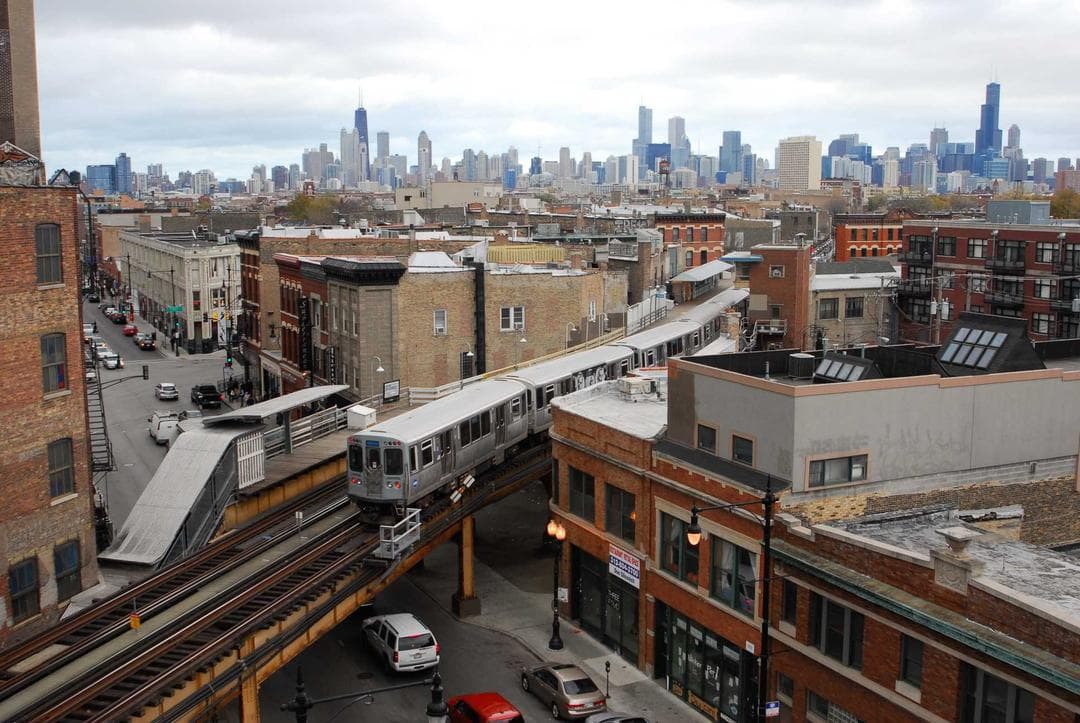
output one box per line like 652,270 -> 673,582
408,544 -> 709,723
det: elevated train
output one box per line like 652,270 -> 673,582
347,291 -> 745,518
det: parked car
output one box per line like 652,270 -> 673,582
101,352 -> 123,369
148,410 -> 184,445
191,384 -> 223,408
87,291 -> 100,303
585,714 -> 651,723
155,382 -> 179,401
101,305 -> 116,316
110,310 -> 128,324
95,344 -> 113,360
448,693 -> 524,723
82,323 -> 95,342
360,613 -> 440,673
521,663 -> 606,720
122,324 -> 138,336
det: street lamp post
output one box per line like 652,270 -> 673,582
281,666 -> 447,723
370,355 -> 385,406
546,518 -> 567,650
686,475 -> 776,723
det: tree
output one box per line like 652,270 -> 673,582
284,195 -> 339,224
866,194 -> 888,211
1051,188 -> 1080,219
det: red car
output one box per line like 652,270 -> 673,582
448,693 -> 524,723
122,324 -> 138,336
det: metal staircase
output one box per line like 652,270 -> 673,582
84,352 -> 115,549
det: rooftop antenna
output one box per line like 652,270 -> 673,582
359,87 -> 363,107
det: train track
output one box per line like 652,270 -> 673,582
2,445 -> 553,721
0,476 -> 347,703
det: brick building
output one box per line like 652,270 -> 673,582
273,251 -> 627,399
897,219 -> 1080,343
0,179 -> 99,648
770,509 -> 1080,722
832,210 -> 911,261
809,260 -> 898,348
653,212 -> 726,268
735,239 -> 814,350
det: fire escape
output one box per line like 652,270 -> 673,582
1052,240 -> 1080,339
85,349 -> 115,549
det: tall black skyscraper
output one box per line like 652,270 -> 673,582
353,91 -> 370,181
975,82 -> 1002,162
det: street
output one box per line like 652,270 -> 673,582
85,300 -> 240,531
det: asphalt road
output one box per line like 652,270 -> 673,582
84,300 -> 242,532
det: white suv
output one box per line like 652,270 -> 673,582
361,613 -> 440,673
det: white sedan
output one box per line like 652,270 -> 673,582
101,352 -> 124,370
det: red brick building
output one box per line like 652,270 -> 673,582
769,509 -> 1080,722
654,212 -> 726,268
897,220 -> 1080,343
0,181 -> 99,648
550,374 -> 787,722
738,240 -> 814,350
832,210 -> 911,261
274,254 -> 330,394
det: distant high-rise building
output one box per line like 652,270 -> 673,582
340,127 -> 362,187
558,147 -> 572,178
376,131 -> 390,162
776,136 -> 822,191
742,148 -> 757,185
1058,157 -> 1074,172
146,163 -> 163,183
975,82 -> 1002,163
476,150 -> 490,181
1032,158 -> 1050,185
530,156 -> 542,175
288,163 -> 300,190
417,131 -> 432,183
1006,123 -> 1020,150
638,106 -> 653,145
115,152 -> 133,195
580,152 -> 592,181
645,143 -> 671,174
930,127 -> 949,157
85,164 -> 116,194
507,146 -> 519,173
353,91 -> 370,180
668,116 -> 686,150
720,131 -> 742,173
192,169 -> 214,196
463,149 -> 477,181
0,0 -> 41,159
271,165 -> 288,189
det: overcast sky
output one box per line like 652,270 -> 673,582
35,0 -> 1080,180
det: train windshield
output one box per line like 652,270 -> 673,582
366,447 -> 381,470
385,448 -> 404,476
348,444 -> 365,472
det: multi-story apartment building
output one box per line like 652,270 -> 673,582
776,136 -> 823,192
653,212 -> 726,268
897,220 -> 1080,343
0,167 -> 99,648
273,251 -> 627,398
833,211 -> 911,261
809,260 -> 898,348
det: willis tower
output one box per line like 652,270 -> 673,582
975,82 -> 1002,169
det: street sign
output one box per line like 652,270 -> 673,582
765,701 -> 780,718
167,305 -> 183,313
557,587 -> 569,603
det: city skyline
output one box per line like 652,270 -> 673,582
34,0 -> 1080,178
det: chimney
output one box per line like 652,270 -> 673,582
931,526 -> 983,594
409,224 -> 418,253
569,251 -> 583,270
170,207 -> 179,217
137,214 -> 152,232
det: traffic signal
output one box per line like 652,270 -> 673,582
225,350 -> 233,368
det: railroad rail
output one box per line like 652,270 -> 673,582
2,445 -> 552,722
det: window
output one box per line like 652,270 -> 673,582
687,228 -> 694,243
710,539 -> 756,616
35,224 -> 62,284
806,691 -> 859,722
887,227 -> 895,241
769,265 -> 785,278
510,396 -> 522,419
970,275 -> 988,293
686,250 -> 694,267
732,435 -> 753,465
433,309 -> 447,335
965,238 -> 987,259
660,513 -> 699,584
9,558 -> 39,623
701,227 -> 708,242
568,466 -> 595,521
808,454 -> 867,488
737,264 -> 751,281
700,249 -> 708,264
54,540 -> 80,602
937,236 -> 957,256
1033,279 -> 1053,299
604,485 -> 636,544
819,298 -> 839,320
960,663 -> 1034,723
47,438 -> 74,497
1035,242 -> 1056,264
420,439 -> 434,468
384,448 -> 403,476
672,227 -> 680,242
697,424 -> 716,453
900,634 -> 924,688
500,305 -> 525,331
41,333 -> 68,393
845,297 -> 864,318
809,592 -> 864,669
871,228 -> 879,242
781,579 -> 798,625
1032,313 -> 1052,335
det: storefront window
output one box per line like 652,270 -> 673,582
572,547 -> 639,664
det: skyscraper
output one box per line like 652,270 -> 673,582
720,131 -> 742,173
776,136 -> 822,191
668,117 -> 689,169
115,152 -> 133,195
0,0 -> 40,159
417,131 -> 432,183
975,82 -> 1002,163
353,91 -> 370,181
930,127 -> 949,157
638,105 -> 653,145
376,131 -> 390,162
340,127 -> 361,187
1006,123 -> 1020,150
559,147 -> 572,178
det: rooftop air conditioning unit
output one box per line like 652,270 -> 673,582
789,352 -> 815,380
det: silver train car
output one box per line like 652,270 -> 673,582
347,379 -> 529,517
347,291 -> 745,515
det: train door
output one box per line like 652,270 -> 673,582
495,403 -> 507,446
438,429 -> 454,475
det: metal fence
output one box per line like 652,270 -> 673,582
264,406 -> 349,460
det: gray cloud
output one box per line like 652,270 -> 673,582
34,0 -> 1080,178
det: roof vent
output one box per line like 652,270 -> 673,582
789,353 -> 815,380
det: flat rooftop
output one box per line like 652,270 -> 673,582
552,373 -> 668,440
830,507 -> 1080,625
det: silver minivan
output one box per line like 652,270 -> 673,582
361,613 -> 440,672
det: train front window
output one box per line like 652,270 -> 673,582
349,444 -> 365,471
384,448 -> 404,476
366,447 -> 381,470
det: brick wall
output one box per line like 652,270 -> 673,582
0,186 -> 99,648
396,271 -> 475,388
